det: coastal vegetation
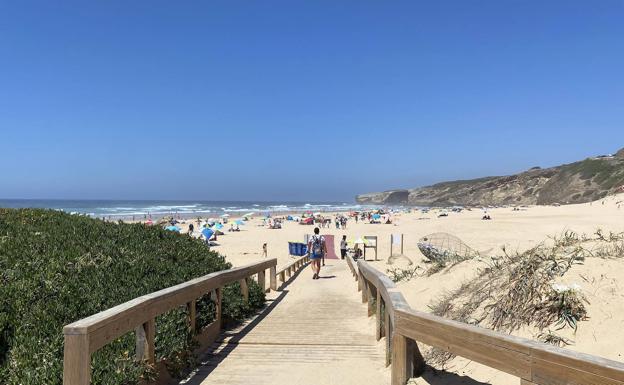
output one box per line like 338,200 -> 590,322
0,209 -> 265,385
405,229 -> 624,367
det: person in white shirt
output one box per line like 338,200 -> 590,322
340,235 -> 348,260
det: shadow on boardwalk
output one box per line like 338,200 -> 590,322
180,264 -> 308,385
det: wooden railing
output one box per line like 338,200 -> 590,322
350,259 -> 624,385
63,256 -> 308,385
276,255 -> 310,286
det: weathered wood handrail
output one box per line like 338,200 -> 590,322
353,259 -> 624,385
275,255 -> 310,287
63,257 -> 301,385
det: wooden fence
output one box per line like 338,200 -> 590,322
63,255 -> 309,385
348,257 -> 624,385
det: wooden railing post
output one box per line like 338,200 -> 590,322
135,318 -> 155,365
211,288 -> 223,328
376,291 -> 383,340
270,265 -> 277,291
240,278 -> 249,302
187,300 -> 197,334
367,285 -> 375,317
360,274 -> 367,303
63,332 -> 90,385
384,307 -> 391,366
258,269 -> 266,293
391,333 -> 413,385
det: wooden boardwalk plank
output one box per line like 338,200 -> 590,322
179,261 -> 389,385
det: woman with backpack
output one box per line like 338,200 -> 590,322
307,227 -> 327,279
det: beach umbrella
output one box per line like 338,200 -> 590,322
202,228 -> 214,239
243,212 -> 254,218
313,212 -> 322,216
213,223 -> 224,230
165,225 -> 181,232
350,237 -> 369,246
372,214 -> 381,220
221,213 -> 230,218
234,219 -> 245,225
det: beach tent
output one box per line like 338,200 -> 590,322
165,225 -> 181,232
234,219 -> 245,225
202,228 -> 214,238
212,223 -> 224,230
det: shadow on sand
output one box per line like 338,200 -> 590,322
413,366 -> 491,385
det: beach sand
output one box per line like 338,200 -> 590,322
171,194 -> 624,383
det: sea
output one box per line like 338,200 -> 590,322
0,199 -> 375,220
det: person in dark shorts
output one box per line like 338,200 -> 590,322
307,227 -> 327,279
340,235 -> 347,259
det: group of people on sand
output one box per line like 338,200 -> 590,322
335,216 -> 348,229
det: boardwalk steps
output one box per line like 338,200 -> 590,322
181,260 -> 389,385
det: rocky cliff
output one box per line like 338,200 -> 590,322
356,149 -> 624,206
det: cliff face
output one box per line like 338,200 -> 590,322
356,150 -> 624,206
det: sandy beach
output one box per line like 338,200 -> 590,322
168,193 -> 624,383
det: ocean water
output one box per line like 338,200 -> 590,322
0,199 -> 373,219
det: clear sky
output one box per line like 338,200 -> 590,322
1,1 -> 623,202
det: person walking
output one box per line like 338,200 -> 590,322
340,235 -> 348,260
262,243 -> 267,257
308,227 -> 327,279
188,222 -> 194,236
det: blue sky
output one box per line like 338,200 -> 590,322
1,1 -> 623,202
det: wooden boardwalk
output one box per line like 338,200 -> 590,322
179,260 -> 390,385
63,255 -> 624,385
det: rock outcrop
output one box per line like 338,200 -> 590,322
356,148 -> 624,206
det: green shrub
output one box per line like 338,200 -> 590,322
0,209 -> 265,385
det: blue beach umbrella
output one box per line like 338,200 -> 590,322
234,219 -> 245,225
372,214 -> 381,220
213,223 -> 224,230
165,225 -> 181,232
202,228 -> 214,239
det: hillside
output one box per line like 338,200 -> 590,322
357,148 -> 624,206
